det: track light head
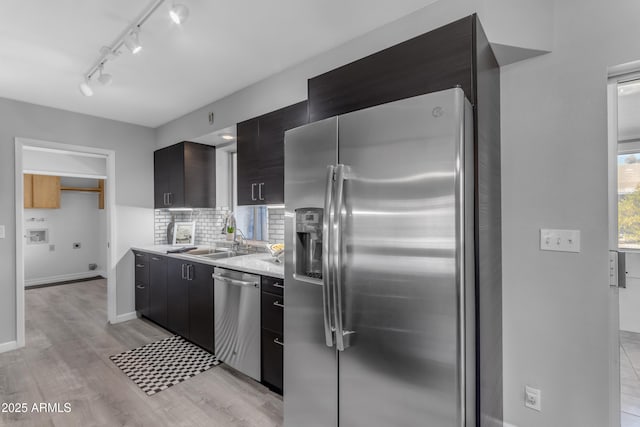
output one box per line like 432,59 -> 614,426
97,65 -> 113,86
169,4 -> 189,24
79,78 -> 93,97
124,29 -> 142,54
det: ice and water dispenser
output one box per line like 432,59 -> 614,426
295,208 -> 323,280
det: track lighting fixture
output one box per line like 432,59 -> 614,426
97,65 -> 113,86
79,78 -> 93,97
169,3 -> 189,24
124,29 -> 143,55
78,0 -> 190,97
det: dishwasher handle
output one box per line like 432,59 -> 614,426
213,274 -> 258,288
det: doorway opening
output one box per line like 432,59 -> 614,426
14,137 -> 117,349
608,64 -> 640,427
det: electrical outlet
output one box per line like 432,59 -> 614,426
49,244 -> 55,251
73,242 -> 81,249
525,386 -> 541,411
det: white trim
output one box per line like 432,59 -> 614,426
113,312 -> 138,324
15,137 -> 118,352
23,145 -> 109,159
0,341 -> 19,354
25,272 -> 106,288
23,170 -> 108,180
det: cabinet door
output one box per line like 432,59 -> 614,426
237,118 -> 261,205
135,282 -> 149,316
32,175 -> 60,209
188,262 -> 215,352
154,149 -> 171,208
184,142 -> 216,208
149,255 -> 168,328
256,109 -> 284,205
166,143 -> 185,207
262,328 -> 283,392
261,101 -> 308,204
167,258 -> 189,337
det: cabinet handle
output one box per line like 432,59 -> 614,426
251,183 -> 257,201
274,338 -> 284,347
187,264 -> 193,281
135,253 -> 144,257
135,264 -> 145,268
259,183 -> 264,201
168,192 -> 173,206
151,257 -> 161,261
163,193 -> 168,205
273,301 -> 284,308
136,284 -> 145,289
272,283 -> 284,289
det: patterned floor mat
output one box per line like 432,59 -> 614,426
110,335 -> 220,396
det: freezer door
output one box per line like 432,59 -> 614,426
336,88 -> 473,427
284,117 -> 339,427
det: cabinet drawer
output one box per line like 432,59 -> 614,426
261,276 -> 284,296
261,329 -> 283,393
135,281 -> 149,315
133,251 -> 149,284
261,292 -> 284,334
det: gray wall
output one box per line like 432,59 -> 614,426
500,0 -> 639,425
0,97 -> 156,343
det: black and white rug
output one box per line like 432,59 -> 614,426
110,335 -> 220,396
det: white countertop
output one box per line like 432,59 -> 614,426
131,245 -> 284,279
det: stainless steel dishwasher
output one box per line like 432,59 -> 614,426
213,267 -> 261,381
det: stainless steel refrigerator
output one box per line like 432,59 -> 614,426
283,88 -> 476,427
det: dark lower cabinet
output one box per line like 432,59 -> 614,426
261,275 -> 284,394
167,258 -> 189,337
188,263 -> 215,353
261,329 -> 283,392
133,251 -> 150,316
149,255 -> 168,328
135,251 -> 215,354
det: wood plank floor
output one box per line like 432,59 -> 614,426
0,279 -> 283,427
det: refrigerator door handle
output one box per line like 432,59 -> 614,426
333,164 -> 355,351
322,165 -> 336,347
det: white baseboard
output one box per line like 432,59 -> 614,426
0,340 -> 20,354
112,312 -> 138,324
25,271 -> 106,287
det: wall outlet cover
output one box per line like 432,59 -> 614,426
525,386 -> 541,411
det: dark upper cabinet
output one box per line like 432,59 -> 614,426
167,258 -> 189,337
188,262 -> 215,353
307,15 -> 474,122
148,255 -> 168,328
236,118 -> 260,205
236,101 -> 308,205
154,141 -> 216,209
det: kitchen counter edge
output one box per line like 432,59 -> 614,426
131,246 -> 284,279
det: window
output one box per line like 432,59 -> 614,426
618,152 -> 640,248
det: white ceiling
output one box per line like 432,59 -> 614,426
0,0 -> 438,128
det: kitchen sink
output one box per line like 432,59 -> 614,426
195,251 -> 248,260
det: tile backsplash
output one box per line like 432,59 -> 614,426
154,208 -> 285,247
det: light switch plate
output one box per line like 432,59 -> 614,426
540,229 -> 580,253
0,225 -> 5,239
